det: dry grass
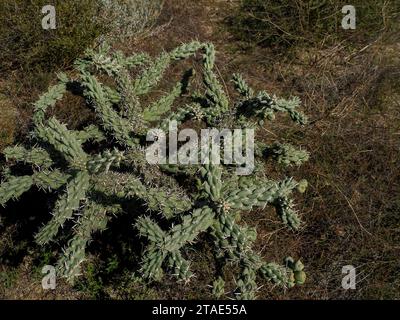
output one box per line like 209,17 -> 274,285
99,0 -> 164,40
0,0 -> 106,72
0,96 -> 18,152
226,0 -> 400,49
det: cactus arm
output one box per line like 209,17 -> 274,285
137,206 -> 214,281
224,179 -> 278,211
259,262 -> 295,288
0,175 -> 34,206
232,73 -> 254,99
124,52 -> 151,68
139,245 -> 166,281
56,202 -> 113,282
82,43 -> 150,76
33,79 -> 67,126
73,125 -> 106,144
223,178 -> 301,230
211,213 -> 256,261
3,145 -> 53,168
159,106 -> 192,131
169,41 -> 204,61
212,277 -> 225,298
114,69 -> 147,135
94,172 -> 192,219
201,44 -> 229,123
87,149 -> 124,174
136,216 -> 166,243
200,162 -> 223,203
224,178 -> 298,211
261,143 -> 310,167
35,171 -> 90,245
0,170 -> 69,206
142,82 -> 182,122
103,85 -> 122,105
238,92 -> 308,125
81,73 -> 137,146
235,266 -> 258,300
274,96 -> 308,125
163,206 -> 215,252
133,41 -> 204,96
35,117 -> 87,169
167,251 -> 193,282
83,43 -> 123,76
211,212 -> 297,297
126,179 -> 192,219
123,147 -> 190,189
133,53 -> 172,96
274,197 -> 301,230
34,170 -> 70,191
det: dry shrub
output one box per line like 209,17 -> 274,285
0,0 -> 164,72
0,0 -> 107,72
99,0 -> 164,40
227,0 -> 400,49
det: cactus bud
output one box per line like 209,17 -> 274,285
294,271 -> 306,285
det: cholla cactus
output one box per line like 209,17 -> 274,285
0,41 -> 309,299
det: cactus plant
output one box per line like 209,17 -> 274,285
0,41 -> 309,299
